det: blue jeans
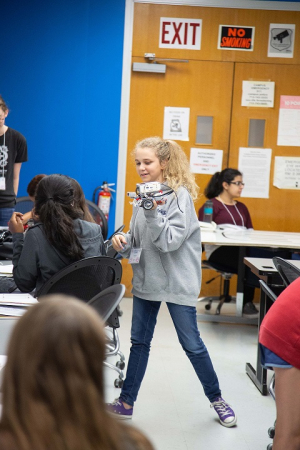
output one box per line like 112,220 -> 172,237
0,207 -> 15,227
120,296 -> 221,406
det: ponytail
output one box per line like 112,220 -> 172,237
34,175 -> 84,261
204,168 -> 242,199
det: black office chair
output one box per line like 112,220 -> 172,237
272,256 -> 300,287
259,279 -> 278,450
201,260 -> 234,315
88,283 -> 125,322
88,283 -> 126,387
15,196 -> 34,214
38,256 -> 125,387
86,199 -> 108,240
38,256 -> 121,300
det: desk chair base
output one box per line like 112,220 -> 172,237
201,261 -> 234,315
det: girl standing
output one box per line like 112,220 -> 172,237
107,137 -> 237,428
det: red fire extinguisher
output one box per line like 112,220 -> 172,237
93,181 -> 115,220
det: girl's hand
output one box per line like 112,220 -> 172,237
8,212 -> 24,233
112,234 -> 127,252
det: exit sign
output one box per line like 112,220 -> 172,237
159,17 -> 202,50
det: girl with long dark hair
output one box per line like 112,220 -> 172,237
7,174 -> 105,295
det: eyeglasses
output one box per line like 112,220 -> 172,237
230,181 -> 245,187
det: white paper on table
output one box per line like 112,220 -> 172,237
238,147 -> 272,198
0,265 -> 13,275
0,294 -> 37,306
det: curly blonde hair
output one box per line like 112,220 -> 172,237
133,137 -> 199,201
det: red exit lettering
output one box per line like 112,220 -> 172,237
161,20 -> 200,45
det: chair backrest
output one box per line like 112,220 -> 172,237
38,256 -> 122,301
105,225 -> 125,259
272,256 -> 300,287
86,199 -> 108,240
259,280 -> 278,303
15,196 -> 34,214
88,284 -> 125,322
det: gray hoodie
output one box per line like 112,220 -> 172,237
119,187 -> 202,307
12,219 -> 105,295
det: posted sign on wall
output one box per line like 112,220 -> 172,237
159,17 -> 202,50
218,25 -> 255,51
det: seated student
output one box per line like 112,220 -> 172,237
68,176 -> 95,223
198,168 -> 290,318
0,295 -> 154,450
23,175 -> 93,226
22,174 -> 46,225
198,168 -> 258,317
5,174 -> 105,295
259,278 -> 300,450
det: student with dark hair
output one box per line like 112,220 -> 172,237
198,168 -> 290,317
69,177 -> 94,223
6,174 -> 105,295
0,295 -> 154,450
0,95 -> 28,226
198,168 -> 256,316
22,174 -> 47,225
26,174 -> 47,199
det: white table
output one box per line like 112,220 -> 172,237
199,228 -> 300,323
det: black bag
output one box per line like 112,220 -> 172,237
0,229 -> 13,260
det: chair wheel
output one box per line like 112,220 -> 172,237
116,360 -> 125,370
268,427 -> 275,438
114,378 -> 124,388
267,444 -> 273,450
205,304 -> 211,310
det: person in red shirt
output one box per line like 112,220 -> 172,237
259,277 -> 300,450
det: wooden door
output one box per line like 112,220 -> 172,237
122,59 -> 234,295
229,63 -> 300,232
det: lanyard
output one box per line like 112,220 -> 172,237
0,133 -> 6,178
218,198 -> 245,227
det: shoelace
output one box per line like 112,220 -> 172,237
111,398 -> 122,406
211,400 -> 231,416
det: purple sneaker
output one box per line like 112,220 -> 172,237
210,397 -> 237,427
106,398 -> 133,420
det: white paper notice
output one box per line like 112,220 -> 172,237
268,23 -> 295,58
274,156 -> 300,189
163,107 -> 190,141
238,147 -> 272,198
277,96 -> 300,146
242,81 -> 275,108
190,148 -> 223,174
